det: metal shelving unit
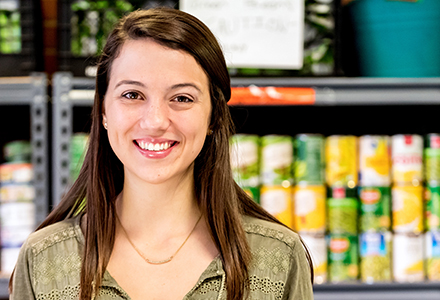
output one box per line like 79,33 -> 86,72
51,72 -> 440,299
0,73 -> 49,299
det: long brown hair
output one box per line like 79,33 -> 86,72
12,7 -> 312,299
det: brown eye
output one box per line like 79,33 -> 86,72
174,96 -> 193,103
123,91 -> 141,100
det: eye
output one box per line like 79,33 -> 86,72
173,95 -> 193,103
122,91 -> 142,100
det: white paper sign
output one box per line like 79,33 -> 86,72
180,0 -> 304,69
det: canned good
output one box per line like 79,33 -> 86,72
359,232 -> 392,283
359,187 -> 391,232
260,135 -> 294,186
425,185 -> 440,231
0,183 -> 35,202
0,162 -> 33,183
392,134 -> 423,185
1,225 -> 34,248
393,233 -> 425,282
260,185 -> 293,229
328,233 -> 359,283
426,230 -> 440,281
3,140 -> 31,163
328,186 -> 358,199
70,133 -> 89,181
293,184 -> 326,233
325,135 -> 358,188
242,186 -> 260,204
327,198 -> 358,235
424,133 -> 440,184
294,134 -> 324,184
1,247 -> 21,274
301,233 -> 327,284
230,134 -> 260,187
392,185 -> 424,233
0,202 -> 35,228
359,135 -> 391,186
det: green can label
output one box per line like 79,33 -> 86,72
294,134 -> 324,184
242,186 -> 260,204
260,135 -> 293,186
327,198 -> 358,235
425,148 -> 440,183
359,187 -> 391,232
328,234 -> 359,282
360,232 -> 392,283
425,185 -> 440,230
230,134 -> 260,187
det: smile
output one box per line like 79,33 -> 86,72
135,140 -> 178,152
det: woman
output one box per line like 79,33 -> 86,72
11,7 -> 313,300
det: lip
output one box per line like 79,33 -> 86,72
133,139 -> 179,159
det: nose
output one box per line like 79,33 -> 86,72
139,99 -> 170,133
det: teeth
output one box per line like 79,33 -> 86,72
138,141 -> 172,151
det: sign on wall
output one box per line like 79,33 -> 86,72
180,0 -> 304,69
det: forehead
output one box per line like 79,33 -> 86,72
108,38 -> 210,90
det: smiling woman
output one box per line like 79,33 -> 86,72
10,7 -> 313,300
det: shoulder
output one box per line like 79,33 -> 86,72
242,215 -> 302,253
24,215 -> 84,257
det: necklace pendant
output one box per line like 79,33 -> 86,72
146,256 -> 173,265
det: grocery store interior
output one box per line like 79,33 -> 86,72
1,0 -> 440,299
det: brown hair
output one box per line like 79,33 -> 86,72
11,7 -> 312,299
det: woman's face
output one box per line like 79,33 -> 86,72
103,39 -> 212,185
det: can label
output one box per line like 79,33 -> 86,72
425,185 -> 440,231
260,135 -> 293,186
293,184 -> 326,233
242,186 -> 260,204
301,233 -> 327,284
260,186 -> 293,229
0,163 -> 33,183
70,133 -> 89,181
359,135 -> 391,186
0,183 -> 35,202
424,147 -> 440,184
294,134 -> 324,184
230,134 -> 260,187
359,232 -> 392,283
328,233 -> 359,282
327,198 -> 358,235
359,187 -> 391,232
1,247 -> 21,274
393,233 -> 425,282
425,231 -> 440,281
392,185 -> 424,233
392,135 -> 423,185
0,202 -> 35,228
325,135 -> 358,188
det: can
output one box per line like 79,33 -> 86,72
293,184 -> 326,233
70,133 -> 89,181
393,233 -> 425,282
230,134 -> 260,188
425,185 -> 440,231
325,135 -> 358,188
392,185 -> 424,233
0,183 -> 35,202
0,202 -> 35,228
0,162 -> 33,183
391,134 -> 423,185
359,135 -> 391,186
359,187 -> 391,232
1,247 -> 21,274
260,185 -> 293,229
424,133 -> 440,184
242,186 -> 260,204
425,230 -> 440,281
327,198 -> 358,235
3,140 -> 31,163
328,186 -> 358,199
260,135 -> 294,186
301,233 -> 327,284
328,233 -> 359,283
294,134 -> 325,184
359,232 -> 392,283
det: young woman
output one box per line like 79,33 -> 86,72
11,7 -> 313,300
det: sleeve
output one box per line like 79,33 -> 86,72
282,240 -> 314,300
10,240 -> 36,300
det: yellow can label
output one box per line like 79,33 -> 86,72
359,136 -> 391,186
392,185 -> 424,233
325,136 -> 358,188
293,185 -> 326,233
260,185 -> 293,229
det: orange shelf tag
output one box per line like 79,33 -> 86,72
229,86 -> 315,106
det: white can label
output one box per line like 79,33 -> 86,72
393,233 -> 425,282
392,135 -> 423,184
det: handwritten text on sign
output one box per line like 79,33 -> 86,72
180,0 -> 304,69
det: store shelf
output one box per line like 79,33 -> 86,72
0,73 -> 49,225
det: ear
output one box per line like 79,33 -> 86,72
102,115 -> 108,129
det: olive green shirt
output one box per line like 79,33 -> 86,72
11,214 -> 313,300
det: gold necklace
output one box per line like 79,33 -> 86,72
116,213 -> 202,265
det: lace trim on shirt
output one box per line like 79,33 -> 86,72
243,223 -> 297,250
36,284 -> 128,300
252,246 -> 291,275
34,252 -> 82,286
32,226 -> 79,256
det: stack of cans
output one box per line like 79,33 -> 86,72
0,141 -> 35,274
358,136 -> 392,284
424,134 -> 440,281
391,134 -> 425,282
325,135 -> 359,283
292,134 -> 327,284
70,133 -> 89,182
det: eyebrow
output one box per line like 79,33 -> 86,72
114,80 -> 202,94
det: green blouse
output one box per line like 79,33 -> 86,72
11,214 -> 313,300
